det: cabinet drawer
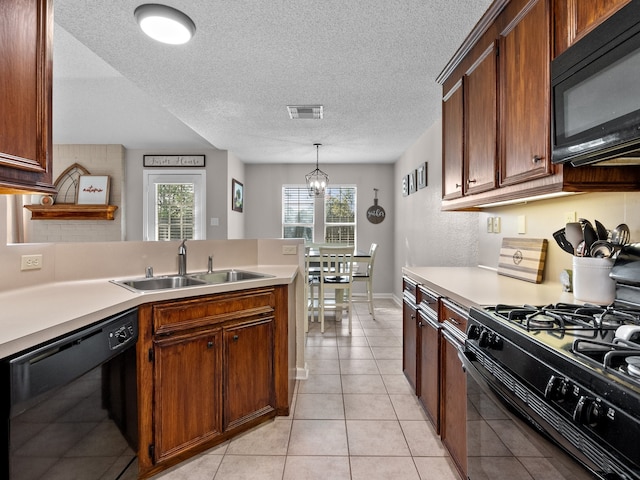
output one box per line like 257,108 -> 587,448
153,288 -> 275,335
440,299 -> 468,333
403,277 -> 418,301
417,286 -> 439,317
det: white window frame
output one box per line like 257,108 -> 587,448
282,185 -> 315,241
324,185 -> 357,246
143,170 -> 206,241
281,184 -> 356,244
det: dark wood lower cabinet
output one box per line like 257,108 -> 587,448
136,286 -> 288,479
402,295 -> 419,392
417,310 -> 440,432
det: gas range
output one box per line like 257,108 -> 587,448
466,246 -> 640,480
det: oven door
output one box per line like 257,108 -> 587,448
460,349 -> 602,480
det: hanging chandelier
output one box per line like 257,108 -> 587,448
305,143 -> 329,196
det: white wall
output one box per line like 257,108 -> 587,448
393,119 -> 479,299
244,162 -> 396,295
477,191 -> 640,283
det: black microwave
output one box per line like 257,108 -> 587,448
551,0 -> 640,166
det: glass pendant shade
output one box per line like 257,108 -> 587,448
305,144 -> 329,196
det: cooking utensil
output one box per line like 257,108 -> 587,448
553,228 -> 574,254
589,240 -> 615,258
594,219 -> 609,241
565,222 -> 584,255
582,222 -> 599,256
612,223 -> 631,246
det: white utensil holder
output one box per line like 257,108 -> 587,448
572,256 -> 615,305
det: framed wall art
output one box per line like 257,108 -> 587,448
417,162 -> 428,189
76,175 -> 110,205
232,179 -> 244,212
408,169 -> 417,194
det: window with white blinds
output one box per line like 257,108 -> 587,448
282,186 -> 314,241
282,185 -> 356,244
325,186 -> 356,245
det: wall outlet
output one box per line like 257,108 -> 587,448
493,217 -> 501,233
486,217 -> 494,233
517,215 -> 526,234
21,254 -> 43,271
282,245 -> 297,255
564,211 -> 577,224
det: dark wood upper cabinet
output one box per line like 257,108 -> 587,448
442,81 -> 464,200
499,0 -> 553,186
438,0 -> 639,211
0,0 -> 55,194
465,42 -> 498,195
554,0 -> 631,57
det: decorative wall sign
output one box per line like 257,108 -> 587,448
232,178 -> 244,212
76,175 -> 110,205
366,188 -> 386,224
417,162 -> 428,189
143,155 -> 205,167
408,169 -> 417,194
402,175 -> 409,196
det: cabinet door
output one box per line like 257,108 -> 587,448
554,0 -> 631,57
153,331 -> 221,462
402,297 -> 419,392
464,42 -> 498,195
440,331 -> 467,479
442,80 -> 464,200
418,313 -> 440,432
0,0 -> 55,194
224,317 -> 275,430
500,0 -> 552,186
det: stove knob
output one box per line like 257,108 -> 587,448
488,333 -> 503,350
467,325 -> 481,340
573,396 -> 602,427
544,375 -> 569,402
478,329 -> 490,348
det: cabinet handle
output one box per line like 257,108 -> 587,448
467,179 -> 477,185
207,341 -> 214,349
532,155 -> 543,164
449,317 -> 460,326
418,321 -> 423,328
455,183 -> 462,189
233,335 -> 239,342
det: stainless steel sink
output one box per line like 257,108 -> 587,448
112,275 -> 207,292
188,269 -> 273,284
112,270 -> 272,292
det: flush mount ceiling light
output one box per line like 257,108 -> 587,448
134,4 -> 196,45
305,143 -> 329,196
287,105 -> 323,120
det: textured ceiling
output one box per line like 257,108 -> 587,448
53,0 -> 493,164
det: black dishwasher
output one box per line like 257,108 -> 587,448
1,307 -> 139,480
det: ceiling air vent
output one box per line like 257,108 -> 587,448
287,105 -> 323,119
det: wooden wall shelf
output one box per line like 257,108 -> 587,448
25,204 -> 118,220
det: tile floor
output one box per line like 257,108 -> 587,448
150,299 -> 459,480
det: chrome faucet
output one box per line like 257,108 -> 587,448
208,255 -> 214,273
178,239 -> 187,275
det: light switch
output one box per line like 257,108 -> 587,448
210,217 -> 219,226
493,217 -> 501,233
486,217 -> 494,233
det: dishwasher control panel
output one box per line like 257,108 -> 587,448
108,321 -> 137,350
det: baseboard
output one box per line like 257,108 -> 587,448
295,364 -> 309,380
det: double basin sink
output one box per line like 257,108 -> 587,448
112,270 -> 273,292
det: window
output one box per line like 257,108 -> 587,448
282,185 -> 356,244
282,186 -> 314,241
144,171 -> 206,241
325,186 -> 356,245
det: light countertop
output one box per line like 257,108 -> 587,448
0,265 -> 298,358
403,266 -> 574,309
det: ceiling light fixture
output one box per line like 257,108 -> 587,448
305,143 -> 329,196
134,4 -> 196,45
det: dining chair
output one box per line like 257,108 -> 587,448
304,245 -> 320,332
352,243 -> 377,319
318,246 -> 354,334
